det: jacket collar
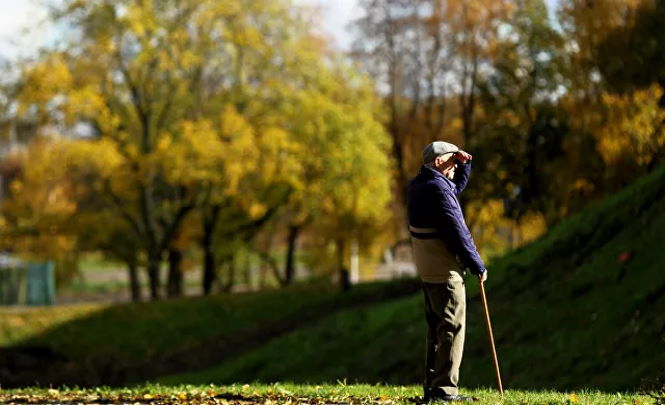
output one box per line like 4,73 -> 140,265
418,165 -> 454,187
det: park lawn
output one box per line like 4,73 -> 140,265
0,280 -> 417,367
0,383 -> 658,404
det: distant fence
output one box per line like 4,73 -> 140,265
0,261 -> 56,306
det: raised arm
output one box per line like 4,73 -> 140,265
452,160 -> 472,195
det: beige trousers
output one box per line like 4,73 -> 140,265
422,272 -> 466,396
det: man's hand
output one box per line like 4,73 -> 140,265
454,150 -> 472,163
478,271 -> 488,283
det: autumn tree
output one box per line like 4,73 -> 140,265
557,0 -> 664,196
254,58 -> 393,287
14,1 -> 287,298
352,0 -> 514,195
12,0 -> 393,296
473,0 -> 566,221
1,139 -> 92,286
594,0 -> 665,170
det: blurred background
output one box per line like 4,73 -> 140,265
1,0 -> 663,303
0,0 -> 664,392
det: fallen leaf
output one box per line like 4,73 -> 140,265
618,251 -> 631,263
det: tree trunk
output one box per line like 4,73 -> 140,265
337,239 -> 350,292
384,13 -> 408,213
147,252 -> 161,300
127,258 -> 142,302
284,225 -> 301,286
201,205 -> 221,296
521,121 -> 540,215
167,247 -> 183,298
202,241 -> 216,295
460,48 -> 479,145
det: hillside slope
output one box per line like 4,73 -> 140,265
158,165 -> 665,391
0,280 -> 419,387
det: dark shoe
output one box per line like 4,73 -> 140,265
423,388 -> 476,403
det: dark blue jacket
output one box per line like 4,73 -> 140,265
407,162 -> 486,276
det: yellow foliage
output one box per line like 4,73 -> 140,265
572,178 -> 595,193
65,86 -> 108,125
518,211 -> 547,244
155,120 -> 221,186
467,199 -> 547,259
10,0 -> 396,279
248,202 -> 267,219
124,1 -> 157,37
218,106 -> 260,194
0,140 -> 81,275
18,54 -> 72,118
593,85 -> 665,166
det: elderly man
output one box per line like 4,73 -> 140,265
408,141 -> 487,403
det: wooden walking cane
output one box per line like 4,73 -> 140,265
478,276 -> 504,396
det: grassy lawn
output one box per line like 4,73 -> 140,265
0,383 -> 658,404
0,280 -> 417,368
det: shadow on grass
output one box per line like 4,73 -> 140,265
0,279 -> 421,389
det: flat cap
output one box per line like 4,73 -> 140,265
422,141 -> 459,164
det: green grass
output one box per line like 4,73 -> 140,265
61,276 -> 202,295
156,165 -> 665,391
155,295 -> 424,386
77,251 -> 125,272
0,383 -> 657,404
0,280 -> 416,367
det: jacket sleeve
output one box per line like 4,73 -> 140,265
452,160 -> 472,195
432,185 -> 486,275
